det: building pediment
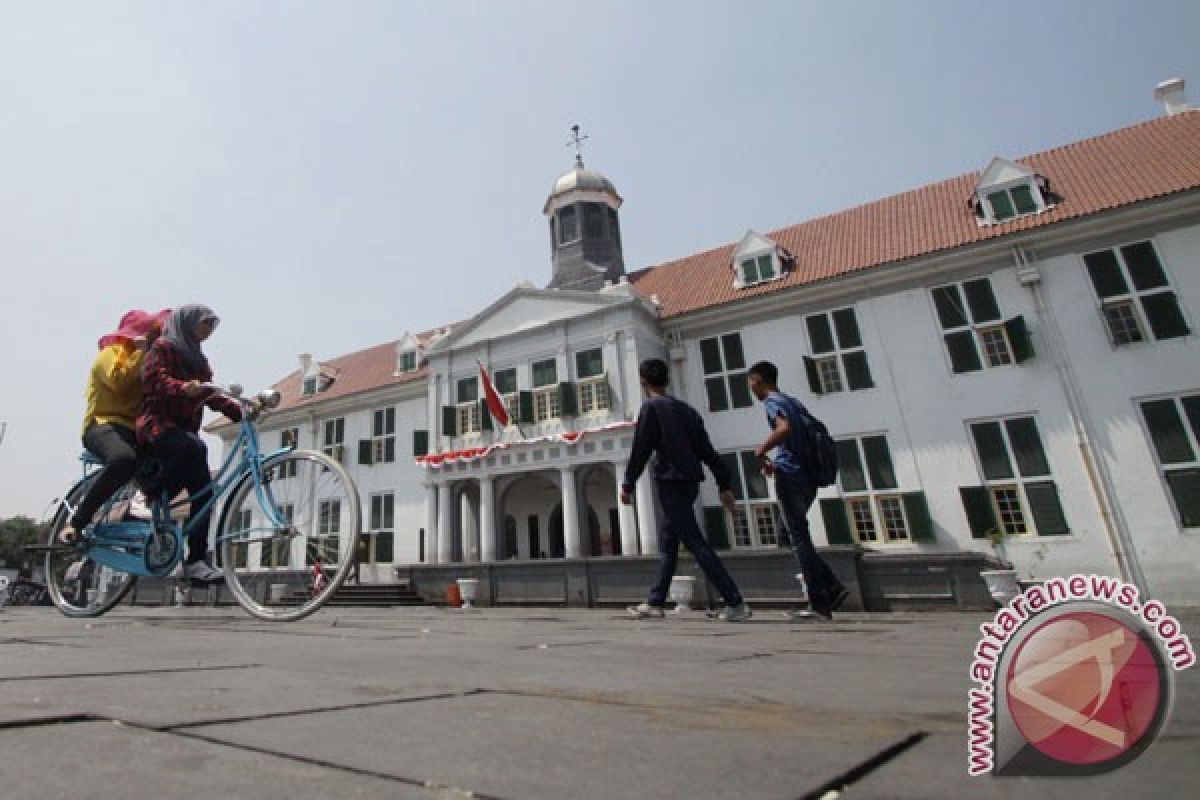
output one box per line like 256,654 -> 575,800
427,285 -> 649,354
977,157 -> 1035,190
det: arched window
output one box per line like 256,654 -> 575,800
583,203 -> 605,239
559,205 -> 579,243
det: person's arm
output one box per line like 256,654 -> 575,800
205,393 -> 243,423
142,344 -> 204,400
621,403 -> 659,495
694,411 -> 738,513
754,412 -> 792,459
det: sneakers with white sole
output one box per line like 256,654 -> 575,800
712,603 -> 753,622
627,603 -> 666,619
182,561 -> 223,582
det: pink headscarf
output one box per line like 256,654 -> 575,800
97,309 -> 172,350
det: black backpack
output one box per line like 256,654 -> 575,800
783,394 -> 838,487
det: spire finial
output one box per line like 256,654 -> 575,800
566,124 -> 589,167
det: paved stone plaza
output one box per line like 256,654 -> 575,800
1,605 -> 1196,799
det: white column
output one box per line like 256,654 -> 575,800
480,476 -> 496,563
460,490 -> 478,562
561,466 -> 582,559
437,483 -> 454,563
635,473 -> 659,555
423,484 -> 438,564
614,461 -> 639,556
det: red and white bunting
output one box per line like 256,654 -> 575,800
416,421 -> 635,469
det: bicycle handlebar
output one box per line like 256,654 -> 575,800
201,383 -> 282,419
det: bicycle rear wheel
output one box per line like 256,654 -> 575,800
44,478 -> 139,618
217,450 -> 360,621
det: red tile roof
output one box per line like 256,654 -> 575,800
212,112 -> 1200,430
631,111 -> 1200,318
206,331 -> 446,432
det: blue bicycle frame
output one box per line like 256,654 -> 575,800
71,409 -> 292,579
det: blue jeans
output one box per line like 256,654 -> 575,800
648,481 -> 743,607
775,471 -> 844,614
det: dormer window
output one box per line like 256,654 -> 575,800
398,350 -> 417,373
972,158 -> 1054,226
394,334 -> 423,376
731,230 -> 788,289
303,376 -> 318,396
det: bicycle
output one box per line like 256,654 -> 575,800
34,384 -> 362,621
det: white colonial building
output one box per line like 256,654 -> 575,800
216,86 -> 1200,606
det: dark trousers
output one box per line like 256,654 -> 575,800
648,481 -> 743,607
72,424 -> 140,529
148,429 -> 212,564
775,471 -> 844,614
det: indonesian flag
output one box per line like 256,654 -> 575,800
478,361 -> 510,427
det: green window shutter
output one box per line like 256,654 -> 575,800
384,437 -> 395,463
988,191 -> 1015,221
1004,315 -> 1035,363
1165,468 -> 1200,527
945,331 -> 982,373
442,406 -> 457,438
705,377 -> 730,411
963,278 -> 1001,323
413,430 -> 429,457
806,315 -> 836,354
803,356 -> 823,395
820,498 -> 854,545
1084,250 -> 1128,299
518,391 -> 535,425
960,486 -> 998,539
843,351 -> 874,390
1141,291 -> 1191,340
357,440 -> 373,466
902,491 -> 936,543
479,398 -> 493,431
703,507 -> 730,550
1011,184 -> 1037,214
559,381 -> 578,417
1025,481 -> 1070,536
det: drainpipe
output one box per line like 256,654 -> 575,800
1013,246 -> 1147,591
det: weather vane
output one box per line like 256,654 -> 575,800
566,124 -> 589,166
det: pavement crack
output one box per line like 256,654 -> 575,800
160,688 -> 487,731
0,664 -> 262,682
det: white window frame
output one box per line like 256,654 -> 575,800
722,450 -> 781,549
310,498 -> 342,566
531,358 -> 560,423
368,492 -> 396,565
371,407 -> 396,463
228,508 -> 252,568
276,427 -> 299,479
321,417 -> 345,463
699,333 -> 753,412
737,252 -> 778,287
967,415 -> 1053,537
930,278 -> 1013,370
260,503 -> 294,568
835,434 -> 910,545
1137,392 -> 1200,530
457,402 -> 482,436
398,350 -> 417,373
1084,240 -> 1190,347
805,307 -> 872,394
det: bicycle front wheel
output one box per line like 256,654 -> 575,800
44,478 -> 139,618
217,450 -> 360,621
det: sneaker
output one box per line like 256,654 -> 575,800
182,561 -> 223,582
814,587 -> 849,621
785,609 -> 822,621
713,603 -> 753,622
627,603 -> 666,619
128,492 -> 153,521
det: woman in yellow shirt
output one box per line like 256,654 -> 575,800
60,309 -> 170,543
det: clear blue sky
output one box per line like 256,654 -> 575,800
1,1 -> 1197,517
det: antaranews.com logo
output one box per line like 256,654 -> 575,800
968,574 -> 1195,777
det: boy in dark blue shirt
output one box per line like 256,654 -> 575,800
749,360 -> 848,620
621,359 -> 750,621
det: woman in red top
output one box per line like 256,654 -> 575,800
138,304 -> 242,582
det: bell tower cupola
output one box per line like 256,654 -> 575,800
543,125 -> 625,291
